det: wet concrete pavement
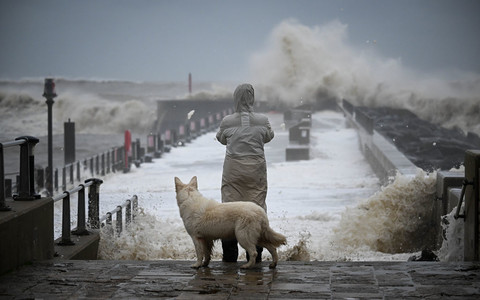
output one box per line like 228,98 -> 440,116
1,260 -> 479,299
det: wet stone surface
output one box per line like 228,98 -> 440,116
0,260 -> 479,299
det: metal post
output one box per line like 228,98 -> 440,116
464,150 -> 480,261
116,206 -> 122,236
62,167 -> 66,191
101,153 -> 105,176
137,138 -> 142,160
132,195 -> 138,221
106,151 -> 110,174
64,119 -> 75,165
105,212 -> 114,236
86,178 -> 103,229
54,168 -> 58,191
69,164 -> 74,184
43,78 -> 57,196
126,199 -> 132,226
76,161 -> 81,182
72,184 -> 89,236
90,157 -> 94,176
0,143 -> 11,211
58,192 -> 75,245
14,136 -> 40,200
95,155 -> 99,175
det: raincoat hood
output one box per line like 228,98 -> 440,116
233,84 -> 255,112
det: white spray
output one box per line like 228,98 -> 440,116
249,19 -> 480,135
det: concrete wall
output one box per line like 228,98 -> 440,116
341,104 -> 417,183
54,233 -> 100,260
0,198 -> 54,275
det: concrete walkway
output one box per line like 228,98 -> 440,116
1,260 -> 479,299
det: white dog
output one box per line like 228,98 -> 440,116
174,176 -> 287,269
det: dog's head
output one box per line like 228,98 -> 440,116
174,176 -> 198,205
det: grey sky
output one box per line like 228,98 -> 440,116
0,0 -> 479,82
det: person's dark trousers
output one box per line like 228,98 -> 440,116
222,238 -> 263,263
247,246 -> 263,263
222,238 -> 238,262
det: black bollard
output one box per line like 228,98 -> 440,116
64,119 -> 76,165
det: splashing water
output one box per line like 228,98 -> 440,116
98,170 -> 440,262
332,170 -> 437,254
250,20 -> 480,135
436,206 -> 464,261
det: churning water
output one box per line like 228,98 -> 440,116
1,20 -> 476,262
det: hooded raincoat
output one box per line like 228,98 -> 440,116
216,84 -> 274,211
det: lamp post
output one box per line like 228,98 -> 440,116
43,78 -> 57,196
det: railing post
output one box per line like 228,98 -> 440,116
72,184 -> 89,236
112,149 -> 116,173
58,191 -> 75,245
116,205 -> 122,236
106,151 -> 110,174
69,164 -> 74,184
54,168 -> 58,191
105,212 -> 114,236
76,161 -> 81,182
126,199 -> 132,226
132,195 -> 138,221
0,143 -> 11,211
14,136 -> 40,200
95,155 -> 99,175
90,157 -> 94,176
101,153 -> 105,176
62,167 -> 66,191
86,178 -> 103,230
464,150 -> 480,261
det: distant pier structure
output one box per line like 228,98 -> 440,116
155,98 -> 232,139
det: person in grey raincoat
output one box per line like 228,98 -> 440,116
216,83 -> 274,262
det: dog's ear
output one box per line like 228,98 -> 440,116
174,177 -> 184,192
189,176 -> 198,190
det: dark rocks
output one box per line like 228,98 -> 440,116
357,106 -> 480,171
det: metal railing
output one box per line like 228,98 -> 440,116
99,195 -> 138,237
36,147 -> 126,193
52,178 -> 103,245
1,136 -> 40,211
52,177 -> 139,245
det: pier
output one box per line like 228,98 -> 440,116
1,97 -> 480,298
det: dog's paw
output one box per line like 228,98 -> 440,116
191,263 -> 202,269
240,263 -> 254,269
269,262 -> 277,269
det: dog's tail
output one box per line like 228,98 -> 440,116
261,227 -> 287,248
